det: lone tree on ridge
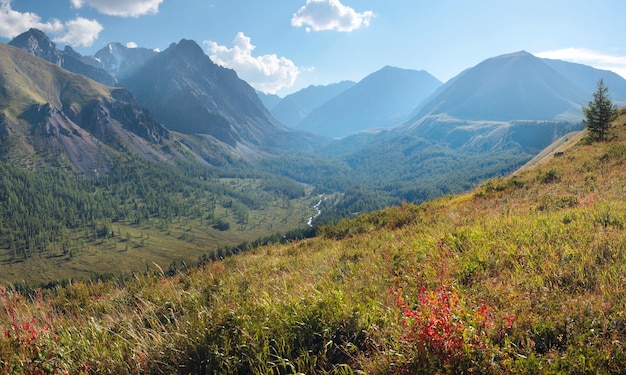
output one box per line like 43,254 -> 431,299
583,78 -> 617,142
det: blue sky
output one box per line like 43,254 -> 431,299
1,0 -> 625,96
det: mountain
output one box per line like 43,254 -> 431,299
256,91 -> 282,111
295,66 -> 442,138
121,39 -> 314,154
410,51 -> 587,122
270,81 -> 356,128
541,58 -> 626,105
0,39 -> 326,289
396,51 -> 606,159
89,42 -> 158,80
8,28 -> 117,86
0,41 -> 174,175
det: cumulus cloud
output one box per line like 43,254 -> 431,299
126,42 -> 138,48
70,0 -> 164,17
291,0 -> 374,32
536,48 -> 626,79
53,17 -> 103,47
205,32 -> 301,94
0,0 -> 102,46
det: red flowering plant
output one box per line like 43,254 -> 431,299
391,282 -> 514,373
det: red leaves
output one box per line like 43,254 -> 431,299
399,284 -> 466,360
392,282 -> 509,370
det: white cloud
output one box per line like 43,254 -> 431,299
536,48 -> 626,79
52,17 -> 103,47
0,0 -> 63,37
70,0 -> 164,17
126,42 -> 138,48
0,0 -> 102,46
205,32 -> 301,94
291,0 -> 374,32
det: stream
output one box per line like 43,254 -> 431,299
307,195 -> 326,227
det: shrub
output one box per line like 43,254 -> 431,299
391,281 -> 514,374
536,168 -> 561,184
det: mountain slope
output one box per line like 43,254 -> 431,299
8,29 -> 117,86
0,42 -> 172,175
270,80 -> 356,128
395,51 -> 591,161
541,57 -> 626,104
121,39 -> 311,154
295,67 -> 441,138
89,42 -> 158,80
411,51 -> 587,122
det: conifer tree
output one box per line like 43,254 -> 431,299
583,79 -> 617,141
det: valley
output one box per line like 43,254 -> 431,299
0,159 -> 323,284
2,107 -> 626,373
2,30 -> 626,287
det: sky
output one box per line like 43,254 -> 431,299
1,0 -> 625,96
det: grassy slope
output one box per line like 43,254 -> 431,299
0,43 -> 112,116
0,43 -> 113,169
3,108 -> 626,373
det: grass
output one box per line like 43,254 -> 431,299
3,109 -> 626,373
0,43 -> 112,115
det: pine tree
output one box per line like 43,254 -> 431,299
583,79 -> 617,142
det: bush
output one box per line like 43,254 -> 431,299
536,168 -> 561,184
391,281 -> 514,374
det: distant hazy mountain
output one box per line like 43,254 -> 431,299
89,42 -> 158,80
395,51 -> 600,160
120,39 -> 313,153
295,66 -> 442,138
0,42 -> 173,175
256,91 -> 282,111
8,29 -> 117,86
541,58 -> 626,105
410,51 -> 587,123
270,81 -> 356,128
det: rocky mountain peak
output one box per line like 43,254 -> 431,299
164,39 -> 216,68
92,42 -> 158,80
9,29 -> 117,86
9,28 -> 62,65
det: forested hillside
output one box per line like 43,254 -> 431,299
0,158 -> 320,284
2,108 -> 626,374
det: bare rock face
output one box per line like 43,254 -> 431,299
109,88 -> 170,144
16,103 -> 110,176
64,89 -> 170,146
